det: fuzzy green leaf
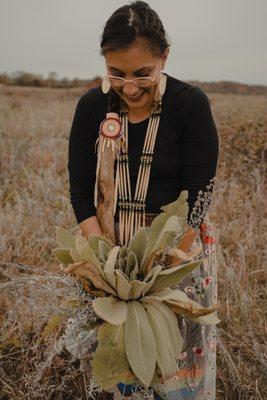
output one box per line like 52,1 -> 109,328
189,312 -> 221,325
92,297 -> 127,325
141,213 -> 169,267
166,298 -> 220,320
129,280 -> 148,300
75,232 -> 89,254
69,249 -> 82,262
127,226 -> 149,268
142,288 -> 220,324
98,241 -> 112,263
124,301 -> 157,388
55,226 -> 75,249
126,251 -> 139,280
158,230 -> 180,255
103,246 -> 120,289
87,234 -> 112,257
75,232 -> 102,271
141,216 -> 183,274
118,257 -> 126,271
143,287 -> 189,303
144,302 -> 177,381
117,245 -> 128,273
148,260 -> 201,293
154,301 -> 183,358
115,270 -> 132,300
141,265 -> 163,297
64,260 -> 117,295
143,264 -> 163,282
140,191 -> 189,271
160,190 -> 189,220
119,245 -> 128,259
51,248 -> 74,265
151,215 -> 181,254
92,323 -> 131,390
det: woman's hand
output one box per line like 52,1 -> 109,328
168,225 -> 199,268
79,215 -> 103,239
178,225 -> 198,252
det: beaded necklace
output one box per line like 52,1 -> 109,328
94,73 -> 167,246
115,101 -> 161,246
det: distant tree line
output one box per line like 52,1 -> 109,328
0,70 -> 266,95
0,70 -> 102,88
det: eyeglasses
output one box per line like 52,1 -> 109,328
105,57 -> 162,88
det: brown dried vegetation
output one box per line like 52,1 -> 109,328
0,84 -> 266,399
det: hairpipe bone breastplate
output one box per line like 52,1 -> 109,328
94,73 -> 167,246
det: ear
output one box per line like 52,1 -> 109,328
161,47 -> 170,70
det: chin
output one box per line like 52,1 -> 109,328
115,86 -> 157,109
126,91 -> 155,109
127,94 -> 147,106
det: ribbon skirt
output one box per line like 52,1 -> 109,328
114,214 -> 218,400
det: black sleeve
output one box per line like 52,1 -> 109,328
180,88 -> 219,229
67,94 -> 98,224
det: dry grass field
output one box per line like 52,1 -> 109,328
0,84 -> 266,399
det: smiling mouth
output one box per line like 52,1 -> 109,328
124,91 -> 145,101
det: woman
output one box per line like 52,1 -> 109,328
68,1 -> 219,399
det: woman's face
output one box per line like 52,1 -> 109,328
104,39 -> 168,113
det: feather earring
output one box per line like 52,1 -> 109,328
158,72 -> 167,96
154,72 -> 167,101
102,77 -> 111,94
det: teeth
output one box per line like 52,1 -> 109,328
128,92 -> 144,99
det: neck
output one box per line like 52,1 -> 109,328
128,108 -> 150,122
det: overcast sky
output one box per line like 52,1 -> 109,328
1,0 -> 266,85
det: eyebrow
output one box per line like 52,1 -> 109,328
107,65 -> 152,74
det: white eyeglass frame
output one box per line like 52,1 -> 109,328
105,56 -> 162,88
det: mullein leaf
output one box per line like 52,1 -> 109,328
55,226 -> 75,249
144,302 -> 177,381
115,270 -> 132,300
129,280 -> 148,300
124,301 -> 157,388
127,226 -> 149,268
92,297 -> 127,325
153,302 -> 183,358
126,250 -> 139,279
103,246 -> 120,289
98,241 -> 112,263
87,234 -> 112,257
51,248 -> 74,265
148,260 -> 201,293
92,323 -> 131,390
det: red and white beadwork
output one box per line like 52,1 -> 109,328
200,222 -> 216,255
99,112 -> 123,139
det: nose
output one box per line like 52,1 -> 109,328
122,81 -> 140,97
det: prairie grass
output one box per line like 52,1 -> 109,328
0,84 -> 266,399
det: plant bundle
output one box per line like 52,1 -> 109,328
52,190 -> 220,392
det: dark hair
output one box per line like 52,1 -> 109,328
99,1 -> 171,113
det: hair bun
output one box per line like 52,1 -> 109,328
100,0 -> 170,58
131,1 -> 150,9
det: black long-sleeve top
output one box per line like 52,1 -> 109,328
68,73 -> 219,228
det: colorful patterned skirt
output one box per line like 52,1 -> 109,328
114,213 -> 218,400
